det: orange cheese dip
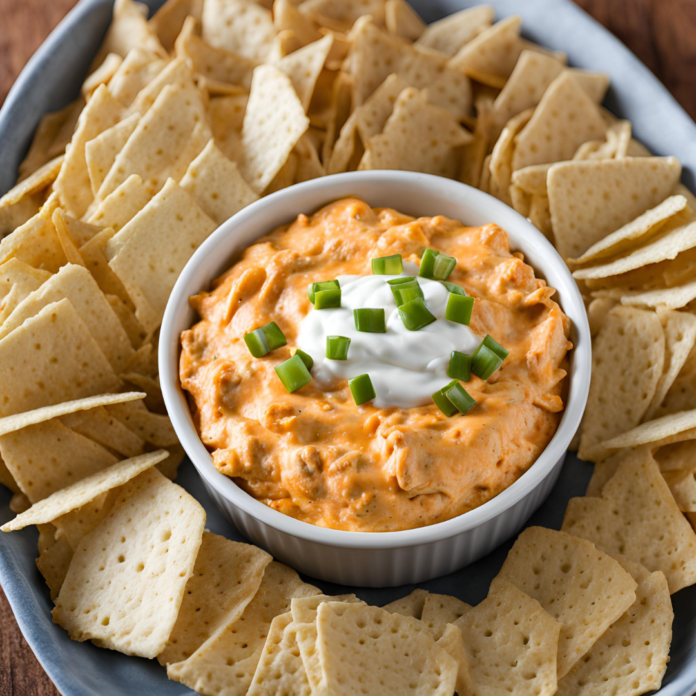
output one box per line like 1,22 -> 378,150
180,199 -> 571,532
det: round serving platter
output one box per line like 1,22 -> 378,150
0,1 -> 695,694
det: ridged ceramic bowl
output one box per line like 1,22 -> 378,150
159,171 -> 591,586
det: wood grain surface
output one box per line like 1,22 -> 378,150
1,1 -> 696,694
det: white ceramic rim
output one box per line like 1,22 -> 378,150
160,171 -> 591,550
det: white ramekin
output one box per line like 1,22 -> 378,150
160,171 -> 590,587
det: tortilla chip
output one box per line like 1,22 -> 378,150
315,602 -> 458,696
656,439 -> 696,473
363,87 -> 472,177
99,79 -> 208,200
556,571 -> 672,696
149,0 -> 203,53
382,588 -> 429,618
496,527 -> 638,678
385,0 -> 425,41
53,468 -> 205,658
158,531 -> 272,665
202,0 -> 275,62
459,130 -> 488,189
512,72 -> 606,172
0,258 -> 51,324
88,175 -> 151,233
167,561 -> 319,695
0,299 -> 120,418
301,0 -> 386,32
105,178 -> 214,330
416,5 -> 493,56
0,264 -> 134,373
0,155 -> 64,210
489,108 -> 533,204
276,34 -> 333,111
548,156 -> 682,259
108,49 -> 168,107
562,453 -> 696,593
274,0 -> 322,46
421,593 -> 472,638
181,140 -> 258,225
617,280 -> 696,310
106,400 -> 178,447
83,53 -> 123,98
663,468 -> 696,512
579,306 -> 664,461
456,579 -> 560,696
602,408 -> 696,451
2,450 -> 167,532
36,523 -> 73,601
240,65 -> 309,194
0,212 -> 68,273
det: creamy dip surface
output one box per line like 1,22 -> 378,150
180,199 -> 571,532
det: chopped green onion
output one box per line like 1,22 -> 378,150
398,297 -> 436,331
354,308 -> 386,333
432,386 -> 458,417
433,253 -> 457,280
391,280 -> 424,307
308,279 -> 339,304
275,354 -> 312,393
481,334 -> 509,360
314,287 -> 341,309
445,293 -> 474,325
349,374 -> 376,406
440,281 -> 467,296
447,351 -> 472,382
444,380 -> 477,415
471,344 -> 503,380
387,276 -> 416,286
418,248 -> 439,278
326,335 -> 351,360
292,348 -> 314,370
372,254 -> 403,275
243,328 -> 269,358
243,321 -> 286,357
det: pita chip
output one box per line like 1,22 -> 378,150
385,0 -> 425,42
53,468 -> 206,658
416,5 -> 493,56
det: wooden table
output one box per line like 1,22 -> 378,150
1,1 -> 696,694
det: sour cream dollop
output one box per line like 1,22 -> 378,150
296,263 -> 482,409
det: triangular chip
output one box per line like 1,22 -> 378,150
455,579 -> 560,696
106,400 -> 178,447
18,106 -> 73,179
0,299 -> 120,418
88,174 -> 151,232
36,523 -> 74,601
167,562 -> 319,695
382,588 -> 429,618
273,0 -> 322,46
181,140 -> 258,225
416,5 -> 493,56
149,0 -> 203,53
276,34 -> 333,111
0,258 -> 51,324
61,406 -> 146,458
315,602 -> 458,695
83,53 -> 123,99
0,264 -> 134,373
548,156 -> 682,258
663,468 -> 696,512
53,468 -> 206,658
562,453 -> 696,593
301,0 -> 386,31
106,179 -> 215,331
1,450 -> 168,531
240,65 -> 309,194
158,532 -> 272,665
556,571 -> 672,696
496,527 -> 637,678
489,108 -> 533,204
512,72 -> 606,171
0,154 -> 64,210
0,211 -> 68,273
108,48 -> 167,107
578,306 -> 664,461
202,0 -> 276,62
385,0 -> 425,42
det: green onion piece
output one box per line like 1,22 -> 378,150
349,373 -> 376,406
440,281 -> 467,296
292,348 -> 314,370
275,354 -> 312,393
471,343 -> 503,380
262,322 -> 287,351
481,334 -> 509,360
372,254 -> 403,275
398,297 -> 436,331
391,280 -> 424,307
314,287 -> 341,309
432,386 -> 458,417
243,328 -> 269,358
308,279 -> 339,304
433,253 -> 457,280
443,380 -> 477,415
445,293 -> 474,325
354,308 -> 386,333
326,335 -> 351,360
447,351 -> 472,382
418,248 -> 439,278
386,276 -> 416,286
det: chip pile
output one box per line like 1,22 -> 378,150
1,0 -> 695,694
